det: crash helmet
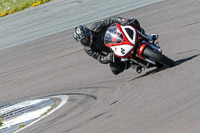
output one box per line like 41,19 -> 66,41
73,25 -> 93,46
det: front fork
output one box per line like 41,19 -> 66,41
138,41 -> 162,63
130,41 -> 162,72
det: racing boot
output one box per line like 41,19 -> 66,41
124,61 -> 131,69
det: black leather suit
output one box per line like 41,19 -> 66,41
84,17 -> 141,75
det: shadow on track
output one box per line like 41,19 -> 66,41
129,54 -> 199,81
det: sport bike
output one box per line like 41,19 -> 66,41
104,23 -> 175,73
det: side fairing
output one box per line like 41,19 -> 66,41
111,45 -> 133,57
121,25 -> 137,45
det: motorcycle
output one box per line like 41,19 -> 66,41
104,23 -> 175,73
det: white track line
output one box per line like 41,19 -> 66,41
15,95 -> 68,133
0,99 -> 49,114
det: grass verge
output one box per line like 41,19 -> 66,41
0,115 -> 3,126
0,0 -> 52,17
41,99 -> 56,117
19,124 -> 26,129
41,105 -> 54,117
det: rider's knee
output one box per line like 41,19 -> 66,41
111,70 -> 121,75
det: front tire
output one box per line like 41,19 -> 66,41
143,47 -> 175,67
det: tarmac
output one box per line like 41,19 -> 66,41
0,0 -> 200,132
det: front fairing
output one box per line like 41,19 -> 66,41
104,23 -> 138,58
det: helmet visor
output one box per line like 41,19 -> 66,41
80,36 -> 89,46
74,27 -> 84,42
73,26 -> 92,46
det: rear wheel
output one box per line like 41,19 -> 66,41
143,47 -> 175,67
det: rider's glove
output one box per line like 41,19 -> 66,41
107,52 -> 115,63
119,18 -> 127,26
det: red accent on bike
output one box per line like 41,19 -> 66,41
137,44 -> 146,59
139,44 -> 146,55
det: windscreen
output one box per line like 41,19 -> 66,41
104,24 -> 123,45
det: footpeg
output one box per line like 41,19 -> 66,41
130,63 -> 143,74
136,66 -> 142,73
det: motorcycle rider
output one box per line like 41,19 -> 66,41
73,17 -> 158,75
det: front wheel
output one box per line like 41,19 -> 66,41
143,47 -> 175,67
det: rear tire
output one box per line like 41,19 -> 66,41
143,47 -> 175,67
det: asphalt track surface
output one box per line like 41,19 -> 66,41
0,0 -> 200,133
0,0 -> 163,50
